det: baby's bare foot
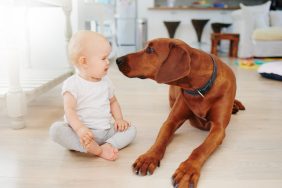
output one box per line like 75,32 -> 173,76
85,141 -> 102,156
99,143 -> 119,161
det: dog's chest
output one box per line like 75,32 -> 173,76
184,97 -> 209,119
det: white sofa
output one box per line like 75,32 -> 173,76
231,1 -> 282,58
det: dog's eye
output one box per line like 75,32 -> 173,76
146,47 -> 154,54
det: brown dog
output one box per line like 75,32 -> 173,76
116,38 -> 245,188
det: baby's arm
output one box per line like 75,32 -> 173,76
64,92 -> 87,133
110,96 -> 130,132
63,92 -> 102,155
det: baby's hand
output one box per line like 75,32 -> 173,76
114,119 -> 130,132
77,127 -> 94,148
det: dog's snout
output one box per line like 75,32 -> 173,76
116,55 -> 131,75
116,56 -> 127,66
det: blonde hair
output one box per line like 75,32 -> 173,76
68,30 -> 108,66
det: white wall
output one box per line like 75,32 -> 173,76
0,5 -> 69,70
28,0 -> 117,69
72,0 -> 115,31
28,7 -> 69,69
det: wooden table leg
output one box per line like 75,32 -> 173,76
211,38 -> 218,56
233,39 -> 239,57
229,40 -> 233,57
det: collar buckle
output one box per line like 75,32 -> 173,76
197,90 -> 205,98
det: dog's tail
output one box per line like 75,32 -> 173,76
232,99 -> 246,114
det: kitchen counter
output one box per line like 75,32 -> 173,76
149,6 -> 239,10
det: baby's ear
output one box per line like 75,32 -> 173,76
78,56 -> 87,66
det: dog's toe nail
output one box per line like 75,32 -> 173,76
189,183 -> 194,188
135,170 -> 139,175
158,161 -> 160,167
147,171 -> 151,175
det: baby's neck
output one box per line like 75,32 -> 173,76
78,73 -> 101,82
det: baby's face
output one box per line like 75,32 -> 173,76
82,40 -> 111,80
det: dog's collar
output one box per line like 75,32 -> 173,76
183,55 -> 217,98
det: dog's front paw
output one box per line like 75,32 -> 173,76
172,160 -> 201,188
132,152 -> 161,176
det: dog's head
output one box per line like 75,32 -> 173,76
116,38 -> 191,84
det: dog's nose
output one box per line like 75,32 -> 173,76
116,56 -> 126,66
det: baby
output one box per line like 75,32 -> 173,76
49,31 -> 136,161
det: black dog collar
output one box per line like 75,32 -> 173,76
183,55 -> 217,98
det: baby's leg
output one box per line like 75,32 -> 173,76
98,143 -> 118,161
49,122 -> 85,152
88,129 -> 118,160
50,122 -> 117,160
106,125 -> 137,150
84,140 -> 118,161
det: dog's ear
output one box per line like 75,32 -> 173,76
155,44 -> 191,83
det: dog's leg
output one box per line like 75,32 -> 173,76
133,95 -> 191,176
169,86 -> 181,108
172,101 -> 232,188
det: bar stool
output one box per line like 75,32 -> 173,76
191,19 -> 209,49
211,33 -> 240,57
211,23 -> 231,33
163,21 -> 181,38
211,23 -> 232,46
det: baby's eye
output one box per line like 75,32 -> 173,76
146,46 -> 154,54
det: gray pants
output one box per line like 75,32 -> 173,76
49,121 -> 136,152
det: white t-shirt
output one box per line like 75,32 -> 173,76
62,74 -> 115,130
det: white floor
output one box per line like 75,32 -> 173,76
0,59 -> 282,188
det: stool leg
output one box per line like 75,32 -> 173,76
211,38 -> 218,56
233,39 -> 239,57
230,40 -> 238,57
229,40 -> 233,57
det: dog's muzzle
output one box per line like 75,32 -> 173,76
116,56 -> 125,66
116,56 -> 131,75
